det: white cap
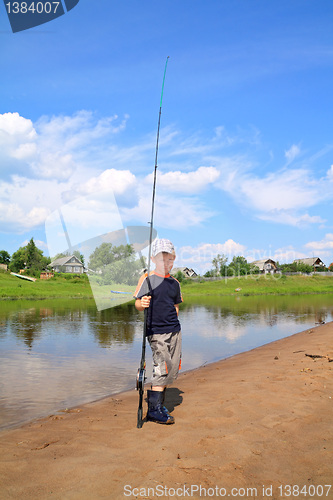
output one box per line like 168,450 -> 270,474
151,238 -> 175,257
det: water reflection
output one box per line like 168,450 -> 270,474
93,305 -> 137,347
0,294 -> 332,430
0,300 -> 138,350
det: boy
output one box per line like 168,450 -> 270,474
134,238 -> 182,425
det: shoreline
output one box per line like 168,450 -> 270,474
1,322 -> 332,499
1,273 -> 333,301
2,289 -> 333,301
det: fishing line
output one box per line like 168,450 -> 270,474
146,55 -> 170,281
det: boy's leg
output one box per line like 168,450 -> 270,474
147,332 -> 181,424
149,331 -> 182,388
166,330 -> 182,384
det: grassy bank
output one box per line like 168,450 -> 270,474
0,272 -> 93,300
1,271 -> 332,301
181,274 -> 333,297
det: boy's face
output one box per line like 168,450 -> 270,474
152,252 -> 175,275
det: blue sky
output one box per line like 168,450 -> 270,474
1,0 -> 333,273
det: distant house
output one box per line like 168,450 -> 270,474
50,255 -> 84,274
0,263 -> 8,271
293,257 -> 325,269
172,267 -> 198,278
251,259 -> 278,274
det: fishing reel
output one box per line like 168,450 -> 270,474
136,364 -> 146,391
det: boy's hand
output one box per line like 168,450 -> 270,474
140,295 -> 151,308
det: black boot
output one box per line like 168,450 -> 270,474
147,390 -> 175,424
162,388 -> 169,413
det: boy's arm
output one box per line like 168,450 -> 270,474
134,274 -> 150,311
174,280 -> 182,316
135,296 -> 151,311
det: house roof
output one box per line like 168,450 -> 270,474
50,255 -> 83,267
172,267 -> 197,276
293,257 -> 324,266
251,259 -> 276,265
251,258 -> 277,269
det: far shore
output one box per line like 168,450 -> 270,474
1,271 -> 333,301
0,321 -> 332,499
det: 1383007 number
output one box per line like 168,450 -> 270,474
5,2 -> 61,14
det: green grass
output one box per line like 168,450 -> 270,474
0,271 -> 332,301
0,272 -> 93,300
181,274 -> 333,297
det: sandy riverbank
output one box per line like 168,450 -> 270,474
0,322 -> 332,499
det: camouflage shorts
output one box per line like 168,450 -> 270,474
148,331 -> 182,387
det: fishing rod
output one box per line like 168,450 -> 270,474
136,56 -> 170,429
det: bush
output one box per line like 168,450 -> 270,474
174,271 -> 185,283
315,266 -> 327,273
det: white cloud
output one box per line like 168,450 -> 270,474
32,152 -> 76,181
44,192 -> 124,257
33,111 -> 127,180
0,175 -> 66,233
12,142 -> 37,161
169,124 -> 261,157
36,111 -> 126,147
0,111 -> 129,182
150,166 -> 220,194
305,233 -> 333,251
239,169 -> 317,212
0,110 -> 332,240
77,168 -> 137,196
258,211 -> 325,227
0,111 -> 136,234
121,191 -> 215,230
177,240 -> 246,272
21,238 -> 48,250
216,163 -> 331,227
327,165 -> 333,181
270,246 -> 308,264
285,144 -> 301,163
0,200 -> 50,233
0,112 -> 36,139
0,113 -> 37,170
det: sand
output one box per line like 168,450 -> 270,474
0,322 -> 332,500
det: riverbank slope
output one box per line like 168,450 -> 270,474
1,271 -> 333,300
1,322 -> 332,499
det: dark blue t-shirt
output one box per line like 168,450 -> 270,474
134,272 -> 182,335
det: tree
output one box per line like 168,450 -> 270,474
75,251 -> 85,267
297,262 -> 316,274
329,263 -> 333,272
249,264 -> 260,275
9,247 -> 26,273
228,256 -> 251,276
26,238 -> 38,269
0,250 -> 10,265
88,243 -> 142,285
102,257 -> 142,285
174,270 -> 185,283
280,262 -> 315,274
9,238 -> 50,275
89,243 -> 133,271
212,254 -> 228,276
204,270 -> 214,278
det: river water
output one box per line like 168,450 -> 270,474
0,294 -> 332,430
